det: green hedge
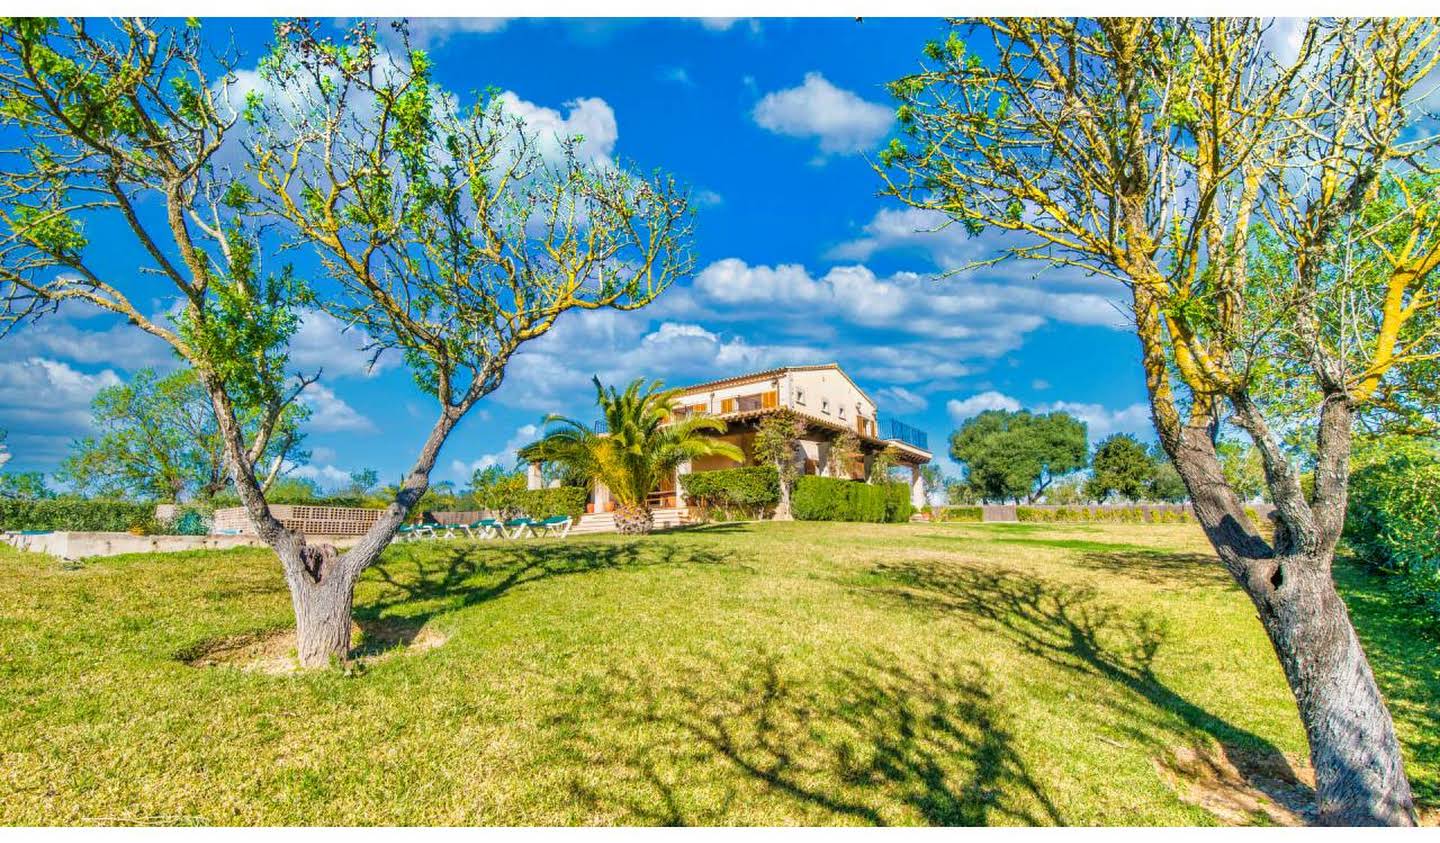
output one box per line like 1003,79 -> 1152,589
516,487 -> 587,520
933,506 -> 983,522
792,477 -> 911,523
0,499 -> 158,532
1346,449 -> 1440,623
681,466 -> 779,520
1016,506 -> 1197,524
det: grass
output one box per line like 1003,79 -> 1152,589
0,521 -> 1435,825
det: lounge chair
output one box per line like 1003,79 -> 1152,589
396,523 -> 434,541
531,515 -> 573,538
502,517 -> 535,539
462,519 -> 501,540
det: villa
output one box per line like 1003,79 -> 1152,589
526,363 -> 934,521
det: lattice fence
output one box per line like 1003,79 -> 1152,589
211,505 -> 383,536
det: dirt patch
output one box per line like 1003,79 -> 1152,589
182,628 -> 304,675
1158,743 -> 1316,826
182,619 -> 447,674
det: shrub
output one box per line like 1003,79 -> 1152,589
171,508 -> 211,535
934,506 -> 982,522
1346,448 -> 1440,622
792,476 -> 851,521
0,498 -> 158,532
883,482 -> 913,523
681,466 -> 779,520
791,477 -> 911,523
517,487 -> 588,520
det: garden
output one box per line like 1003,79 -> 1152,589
1,519 -> 1434,825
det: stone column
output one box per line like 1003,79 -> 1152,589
527,462 -> 543,491
675,460 -> 693,509
594,482 -> 611,512
910,464 -> 927,509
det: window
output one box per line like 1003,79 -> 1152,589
795,387 -> 806,405
838,405 -> 846,419
821,398 -> 830,414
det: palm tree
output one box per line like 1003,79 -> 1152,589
518,376 -> 744,534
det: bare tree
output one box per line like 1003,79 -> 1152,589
0,18 -> 693,666
880,17 -> 1440,824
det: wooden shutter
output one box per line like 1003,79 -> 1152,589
762,390 -> 778,409
721,398 -> 736,413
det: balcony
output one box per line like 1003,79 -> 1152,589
885,418 -> 929,451
719,390 -> 778,414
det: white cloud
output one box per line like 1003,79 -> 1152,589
752,72 -> 892,155
0,357 -> 122,467
495,91 -> 618,167
875,385 -> 928,414
493,309 -> 827,413
449,422 -> 541,480
0,302 -> 177,373
698,18 -> 741,31
289,462 -> 353,489
946,392 -> 1023,423
694,189 -> 724,207
299,383 -> 376,433
946,390 -> 1153,442
689,258 -> 1125,358
399,18 -> 509,47
1045,400 -> 1153,441
288,310 -> 391,379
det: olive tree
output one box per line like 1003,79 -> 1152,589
0,18 -> 693,666
881,17 -> 1439,824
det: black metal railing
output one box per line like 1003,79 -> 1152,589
592,418 -> 608,433
885,418 -> 929,451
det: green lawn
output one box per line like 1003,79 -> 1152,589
1,521 -> 1435,825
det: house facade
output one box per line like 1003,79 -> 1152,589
526,363 -> 934,515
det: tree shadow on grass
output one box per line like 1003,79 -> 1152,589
560,652 -> 1065,826
1073,550 -> 1233,589
863,560 -> 1316,823
351,540 -> 738,657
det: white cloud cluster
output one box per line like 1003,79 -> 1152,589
946,391 -> 1153,442
0,357 -> 122,466
288,462 -> 354,489
299,383 -> 376,434
495,91 -> 618,167
495,310 -> 828,413
689,258 -> 1124,353
752,72 -> 892,155
875,385 -> 928,414
288,310 -> 392,379
449,422 -> 541,480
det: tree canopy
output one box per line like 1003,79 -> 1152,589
1085,434 -> 1155,503
949,409 -> 1088,503
60,368 -> 308,502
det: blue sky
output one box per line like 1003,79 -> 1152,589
0,17 -> 1155,489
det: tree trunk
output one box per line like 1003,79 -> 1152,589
279,540 -> 361,667
774,466 -> 794,521
1162,411 -> 1416,825
1255,555 -> 1416,825
614,501 -> 654,534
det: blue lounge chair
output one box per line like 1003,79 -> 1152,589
462,519 -> 500,540
502,517 -> 535,539
532,515 -> 573,538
